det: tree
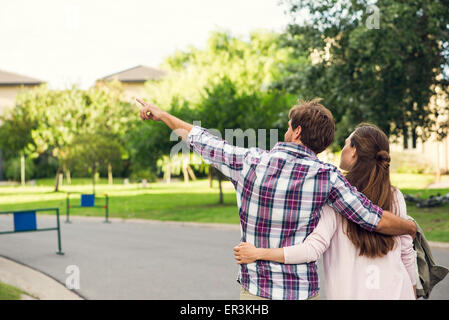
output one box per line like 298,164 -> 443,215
10,82 -> 133,191
279,0 -> 449,147
144,30 -> 309,110
19,86 -> 89,191
66,133 -> 124,194
83,81 -> 134,184
0,95 -> 38,184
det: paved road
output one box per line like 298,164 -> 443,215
0,215 -> 448,300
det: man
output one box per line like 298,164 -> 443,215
137,98 -> 416,300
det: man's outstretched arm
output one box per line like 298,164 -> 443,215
137,98 -> 263,183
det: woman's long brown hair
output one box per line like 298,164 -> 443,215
343,123 -> 397,258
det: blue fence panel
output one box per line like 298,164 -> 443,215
81,194 -> 95,207
14,211 -> 37,232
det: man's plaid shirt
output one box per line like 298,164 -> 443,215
187,126 -> 383,300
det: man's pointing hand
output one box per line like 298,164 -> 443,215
137,98 -> 165,122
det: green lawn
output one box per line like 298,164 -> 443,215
0,179 -> 240,224
390,173 -> 438,189
0,175 -> 448,242
0,281 -> 25,300
400,188 -> 449,243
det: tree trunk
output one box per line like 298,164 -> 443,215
165,164 -> 171,184
54,166 -> 62,192
20,154 -> 25,186
108,162 -> 113,185
59,172 -> 63,187
65,168 -> 71,185
92,163 -> 96,195
182,163 -> 189,183
208,166 -> 213,188
403,127 -> 409,149
186,164 -> 196,181
218,172 -> 223,204
412,127 -> 417,149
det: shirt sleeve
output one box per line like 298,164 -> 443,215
394,189 -> 417,286
327,168 -> 382,232
187,126 -> 264,183
283,205 -> 338,264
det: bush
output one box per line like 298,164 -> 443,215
129,165 -> 158,183
33,152 -> 58,179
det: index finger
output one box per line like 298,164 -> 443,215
136,98 -> 146,106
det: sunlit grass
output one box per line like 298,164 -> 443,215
0,179 -> 240,224
0,176 -> 448,242
390,173 -> 438,189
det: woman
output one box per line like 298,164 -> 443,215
233,123 -> 417,300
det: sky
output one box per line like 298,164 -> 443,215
0,0 -> 293,89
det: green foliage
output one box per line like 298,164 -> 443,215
128,165 -> 158,182
4,156 -> 35,181
33,152 -> 59,179
125,117 -> 173,174
66,133 -> 124,176
0,82 -> 134,187
280,0 -> 449,146
0,103 -> 37,159
196,77 -> 296,147
145,30 -> 309,109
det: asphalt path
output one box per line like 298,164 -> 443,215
0,215 -> 447,300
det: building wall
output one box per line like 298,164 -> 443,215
0,86 -> 22,115
390,135 -> 449,174
0,85 -> 41,115
121,82 -> 146,102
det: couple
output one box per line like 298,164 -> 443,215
137,98 -> 417,300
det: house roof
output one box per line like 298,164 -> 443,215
99,65 -> 166,83
0,69 -> 44,86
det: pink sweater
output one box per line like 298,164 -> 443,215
284,189 -> 416,300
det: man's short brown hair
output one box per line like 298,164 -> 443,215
288,98 -> 335,154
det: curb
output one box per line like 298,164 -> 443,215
42,213 -> 242,231
428,241 -> 449,249
45,214 -> 449,244
0,256 -> 83,300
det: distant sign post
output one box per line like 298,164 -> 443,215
0,208 -> 64,255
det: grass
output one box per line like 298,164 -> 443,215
400,188 -> 449,243
0,179 -> 240,224
390,174 -> 449,242
390,173 -> 438,189
0,175 -> 448,242
0,281 -> 26,300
